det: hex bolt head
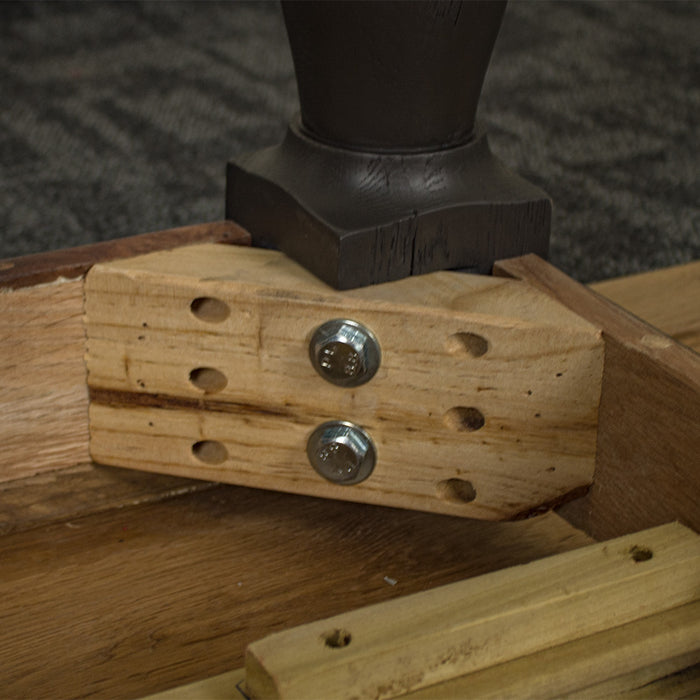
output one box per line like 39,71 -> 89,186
307,421 -> 376,485
309,319 -> 381,387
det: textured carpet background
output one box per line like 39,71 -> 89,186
1,1 -> 698,282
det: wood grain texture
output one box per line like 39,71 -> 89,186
494,254 -> 700,540
85,244 -> 603,519
0,223 -> 249,485
562,654 -> 700,700
0,484 -> 592,700
0,221 -> 250,290
0,278 -> 90,483
145,604 -> 700,700
245,523 -> 699,700
591,259 -> 700,351
388,613 -> 700,700
0,462 -> 214,536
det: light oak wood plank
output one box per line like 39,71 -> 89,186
245,523 -> 699,700
405,608 -> 700,700
591,260 -> 700,351
494,254 -> 700,539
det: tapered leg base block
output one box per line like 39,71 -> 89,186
226,120 -> 551,289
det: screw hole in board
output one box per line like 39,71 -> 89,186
190,297 -> 230,323
437,478 -> 477,504
444,406 -> 485,432
323,628 -> 352,649
446,332 -> 488,358
189,367 -> 228,394
629,546 -> 653,563
192,440 -> 228,465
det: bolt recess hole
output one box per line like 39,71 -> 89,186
444,407 -> 485,432
190,296 -> 230,323
192,440 -> 228,465
437,478 -> 477,504
630,546 -> 653,563
446,332 -> 488,358
189,367 -> 228,394
324,628 -> 352,649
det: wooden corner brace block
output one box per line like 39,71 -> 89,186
84,243 -> 603,520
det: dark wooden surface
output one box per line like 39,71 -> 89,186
0,221 -> 250,290
495,255 -> 700,541
227,3 -> 550,289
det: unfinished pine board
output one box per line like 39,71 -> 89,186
0,222 -> 249,485
495,254 -> 700,539
85,243 -> 603,520
591,259 -> 700,351
143,604 -> 700,700
245,523 -> 700,700
0,486 -> 592,700
403,606 -> 700,700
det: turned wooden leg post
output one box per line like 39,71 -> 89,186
227,1 -> 551,289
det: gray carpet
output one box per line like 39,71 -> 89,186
2,1 -> 698,283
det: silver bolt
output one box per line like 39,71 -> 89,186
309,319 -> 380,387
307,421 -> 376,485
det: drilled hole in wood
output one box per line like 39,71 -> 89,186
189,367 -> 228,394
437,478 -> 477,504
446,332 -> 488,357
191,440 -> 228,465
444,407 -> 485,432
630,546 -> 653,563
190,296 -> 230,323
324,628 -> 352,649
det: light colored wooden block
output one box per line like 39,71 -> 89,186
244,523 -> 700,700
141,608 -> 700,700
85,243 -> 603,519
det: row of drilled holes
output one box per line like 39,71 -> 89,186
188,296 -> 486,503
191,438 -> 476,505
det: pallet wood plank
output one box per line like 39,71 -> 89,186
494,254 -> 700,539
245,523 -> 700,700
143,605 -> 700,700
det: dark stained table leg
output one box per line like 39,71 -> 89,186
227,1 -> 551,289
